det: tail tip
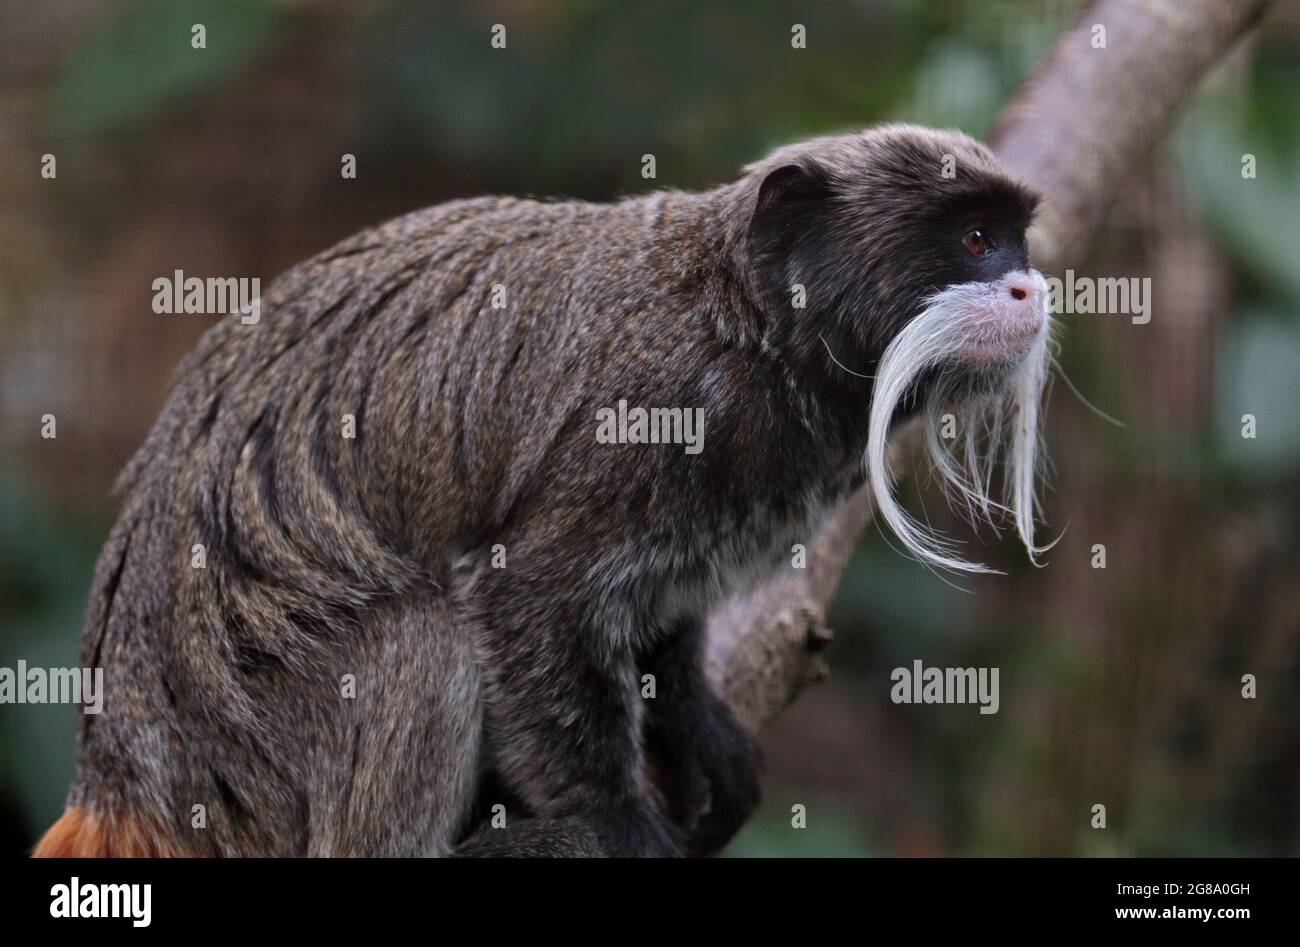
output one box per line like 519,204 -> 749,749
33,806 -> 175,858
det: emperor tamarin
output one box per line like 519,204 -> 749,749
36,124 -> 1051,857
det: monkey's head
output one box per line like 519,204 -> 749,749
739,123 -> 1054,573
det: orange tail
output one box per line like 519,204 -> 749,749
33,806 -> 177,858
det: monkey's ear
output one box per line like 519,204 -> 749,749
745,162 -> 831,310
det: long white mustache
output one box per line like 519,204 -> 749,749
865,272 -> 1054,574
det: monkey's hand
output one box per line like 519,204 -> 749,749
649,676 -> 761,856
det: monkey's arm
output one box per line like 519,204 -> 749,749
643,615 -> 761,855
458,544 -> 684,857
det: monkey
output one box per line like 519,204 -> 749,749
34,123 -> 1050,858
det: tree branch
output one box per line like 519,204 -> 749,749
704,0 -> 1276,736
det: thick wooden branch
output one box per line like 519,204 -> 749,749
705,0 -> 1276,736
993,0 -> 1273,274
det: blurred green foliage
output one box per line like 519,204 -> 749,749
51,0 -> 286,137
0,468 -> 101,842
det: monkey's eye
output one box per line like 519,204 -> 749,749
963,227 -> 993,256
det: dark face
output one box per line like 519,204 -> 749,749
746,128 -> 1040,381
945,195 -> 1033,287
740,127 -> 1052,573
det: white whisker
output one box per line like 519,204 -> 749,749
1053,357 -> 1127,428
864,271 -> 1053,573
820,334 -> 875,379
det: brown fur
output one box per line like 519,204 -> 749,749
50,125 -> 1037,856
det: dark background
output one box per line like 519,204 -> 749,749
1,0 -> 1297,856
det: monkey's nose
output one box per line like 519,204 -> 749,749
1003,272 -> 1039,303
987,270 -> 1049,350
